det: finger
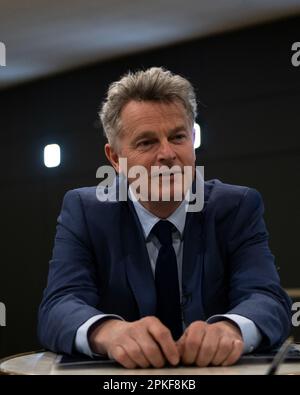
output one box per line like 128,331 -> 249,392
176,335 -> 185,358
136,337 -> 166,368
132,328 -> 168,368
125,337 -> 151,368
222,339 -> 244,366
195,331 -> 220,367
181,327 -> 205,365
111,345 -> 137,369
211,337 -> 234,366
147,320 -> 180,366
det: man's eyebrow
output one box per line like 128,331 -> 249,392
131,131 -> 157,144
168,125 -> 188,134
132,126 -> 188,142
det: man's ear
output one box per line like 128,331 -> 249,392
105,143 -> 120,173
192,127 -> 196,159
192,127 -> 195,142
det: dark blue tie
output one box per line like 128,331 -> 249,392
152,220 -> 182,340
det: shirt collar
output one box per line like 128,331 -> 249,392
129,187 -> 187,240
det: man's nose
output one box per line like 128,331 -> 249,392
157,139 -> 176,162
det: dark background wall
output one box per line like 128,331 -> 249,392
0,15 -> 299,358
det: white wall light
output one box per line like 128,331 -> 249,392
44,144 -> 61,168
193,122 -> 201,149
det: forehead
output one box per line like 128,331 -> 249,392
120,100 -> 189,132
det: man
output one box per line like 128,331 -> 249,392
38,67 -> 291,369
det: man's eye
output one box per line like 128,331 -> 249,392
137,140 -> 152,148
173,134 -> 186,141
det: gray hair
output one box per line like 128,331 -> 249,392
99,67 -> 197,146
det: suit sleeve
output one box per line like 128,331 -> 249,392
37,190 -> 104,355
226,188 -> 292,351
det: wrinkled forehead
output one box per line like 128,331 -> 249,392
120,98 -> 189,116
119,100 -> 192,133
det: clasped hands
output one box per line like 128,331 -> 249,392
89,316 -> 244,369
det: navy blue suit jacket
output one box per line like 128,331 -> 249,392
38,179 -> 291,355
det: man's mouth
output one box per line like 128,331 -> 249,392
151,168 -> 183,178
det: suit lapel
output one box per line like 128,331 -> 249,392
123,201 -> 157,317
181,181 -> 211,325
182,210 -> 206,325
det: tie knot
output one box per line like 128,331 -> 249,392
151,220 -> 174,246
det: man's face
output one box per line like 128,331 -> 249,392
106,100 -> 196,202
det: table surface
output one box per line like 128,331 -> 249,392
1,349 -> 300,375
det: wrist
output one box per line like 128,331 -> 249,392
88,318 -> 123,355
212,320 -> 243,340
